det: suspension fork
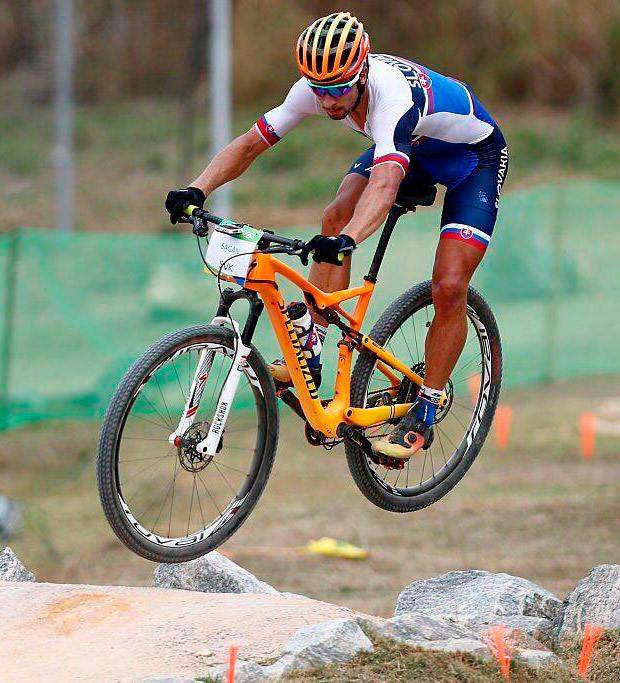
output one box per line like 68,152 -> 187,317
169,288 -> 264,455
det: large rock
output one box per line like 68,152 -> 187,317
202,660 -> 269,682
395,570 -> 561,629
202,619 -> 373,681
554,564 -> 620,641
0,547 -> 35,582
0,495 -> 21,541
357,613 -> 478,643
356,613 -> 559,667
280,618 -> 373,668
153,551 -> 278,594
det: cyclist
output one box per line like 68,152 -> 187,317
166,11 -> 509,460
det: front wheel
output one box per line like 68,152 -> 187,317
346,281 -> 502,512
97,325 -> 278,563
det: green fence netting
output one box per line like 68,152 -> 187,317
1,179 -> 619,430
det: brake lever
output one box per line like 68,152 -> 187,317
190,215 -> 209,237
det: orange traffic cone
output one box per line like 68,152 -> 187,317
228,644 -> 239,683
580,412 -> 597,460
579,623 -> 603,679
482,624 -> 513,680
495,405 -> 513,451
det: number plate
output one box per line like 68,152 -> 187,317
205,223 -> 262,285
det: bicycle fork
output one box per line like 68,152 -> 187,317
169,288 -> 264,457
168,316 -> 251,456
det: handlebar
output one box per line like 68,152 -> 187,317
180,204 -> 347,264
182,204 -> 304,253
183,204 -> 224,225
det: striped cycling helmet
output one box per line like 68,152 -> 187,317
296,12 -> 370,85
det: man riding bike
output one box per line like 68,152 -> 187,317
166,11 -> 509,461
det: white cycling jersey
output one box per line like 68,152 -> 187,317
255,54 -> 496,178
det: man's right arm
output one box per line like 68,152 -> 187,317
166,79 -> 314,222
190,127 -> 269,198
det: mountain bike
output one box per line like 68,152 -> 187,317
97,187 -> 502,563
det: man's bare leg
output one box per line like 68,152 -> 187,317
308,173 -> 368,326
373,235 -> 484,459
424,238 -> 484,390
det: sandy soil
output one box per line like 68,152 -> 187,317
0,581 -> 367,682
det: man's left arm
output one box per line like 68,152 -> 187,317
341,163 -> 404,244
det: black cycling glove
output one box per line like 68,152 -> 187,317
165,186 -> 206,224
301,234 -> 356,266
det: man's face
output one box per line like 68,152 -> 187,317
310,68 -> 368,120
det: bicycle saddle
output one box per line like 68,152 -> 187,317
394,185 -> 437,210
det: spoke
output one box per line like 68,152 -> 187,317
406,459 -> 410,487
462,334 -> 479,351
119,453 -> 176,463
197,471 -> 223,516
452,355 -> 482,379
187,473 -> 196,536
452,400 -> 474,413
224,426 -> 256,435
187,349 -> 192,394
419,451 -> 426,485
154,375 -> 174,428
453,373 -> 481,387
437,428 -> 449,466
438,425 -> 459,452
167,458 -> 180,537
135,391 -> 175,430
129,413 -> 172,432
428,444 -> 436,478
213,461 -> 238,496
411,314 -> 421,363
211,459 -> 250,476
122,452 -> 171,488
172,358 -> 187,405
449,409 -> 470,432
151,463 -> 181,534
194,474 -> 206,530
399,326 -> 415,365
122,436 -> 174,443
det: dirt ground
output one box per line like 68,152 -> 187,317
1,377 -> 619,618
0,581 -> 363,681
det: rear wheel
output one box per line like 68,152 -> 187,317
97,325 -> 278,562
346,281 -> 502,512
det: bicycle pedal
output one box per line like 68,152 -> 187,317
377,454 -> 406,470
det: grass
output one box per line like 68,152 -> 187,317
1,374 -> 620,618
281,631 -> 620,682
1,100 -> 619,233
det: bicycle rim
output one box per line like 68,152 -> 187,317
113,341 -> 266,547
362,301 -> 493,496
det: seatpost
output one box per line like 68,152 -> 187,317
364,204 -> 410,284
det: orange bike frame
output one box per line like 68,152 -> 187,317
240,253 -> 427,439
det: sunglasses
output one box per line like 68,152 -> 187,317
306,72 -> 361,98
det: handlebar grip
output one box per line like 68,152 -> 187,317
182,205 -> 224,225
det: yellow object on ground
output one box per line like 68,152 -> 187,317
298,537 -> 369,560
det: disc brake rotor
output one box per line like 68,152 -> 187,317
176,421 -> 221,472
